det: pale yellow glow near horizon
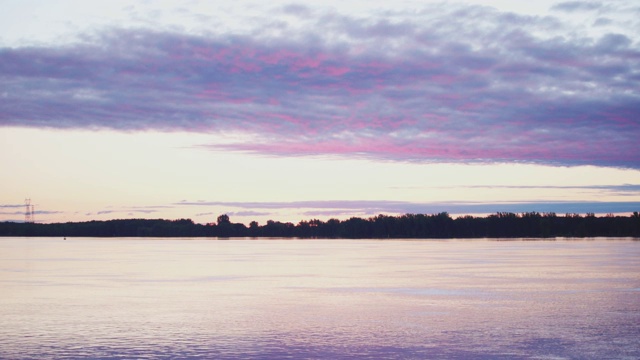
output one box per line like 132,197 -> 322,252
2,127 -> 640,224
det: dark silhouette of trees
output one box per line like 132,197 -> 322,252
1,212 -> 639,238
214,214 -> 234,237
217,214 -> 230,225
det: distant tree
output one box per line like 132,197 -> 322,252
217,214 -> 230,225
2,211 -> 640,238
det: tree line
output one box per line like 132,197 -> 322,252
1,211 -> 640,238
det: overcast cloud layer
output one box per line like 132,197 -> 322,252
1,2 -> 639,167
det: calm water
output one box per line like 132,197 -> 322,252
1,237 -> 639,359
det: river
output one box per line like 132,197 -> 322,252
1,237 -> 639,359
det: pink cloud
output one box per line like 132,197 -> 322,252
1,4 -> 639,168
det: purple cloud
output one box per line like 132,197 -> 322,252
0,203 -> 62,219
229,211 -> 271,217
87,206 -> 166,217
0,211 -> 25,216
1,4 -> 639,167
463,184 -> 640,192
551,1 -> 604,12
196,210 -> 269,217
0,210 -> 62,216
302,209 -> 371,217
175,200 -> 640,216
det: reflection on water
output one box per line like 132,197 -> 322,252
1,238 -> 639,359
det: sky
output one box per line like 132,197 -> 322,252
1,0 -> 640,225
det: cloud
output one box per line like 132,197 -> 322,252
229,211 -> 271,217
196,210 -> 270,218
551,1 -> 604,12
1,4 -> 639,167
1,205 -> 24,210
463,184 -> 640,192
88,206 -> 165,217
302,209 -> 376,218
34,210 -> 63,215
394,184 -> 640,197
175,200 -> 640,216
0,210 -> 62,216
194,212 -> 215,217
0,206 -> 61,213
0,211 -> 24,215
178,200 -> 410,212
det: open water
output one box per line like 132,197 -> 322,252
0,237 -> 639,359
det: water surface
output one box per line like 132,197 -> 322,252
1,237 -> 639,359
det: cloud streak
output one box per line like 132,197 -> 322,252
0,204 -> 24,208
176,200 -> 640,217
461,184 -> 640,193
84,206 -> 168,217
1,4 -> 639,167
